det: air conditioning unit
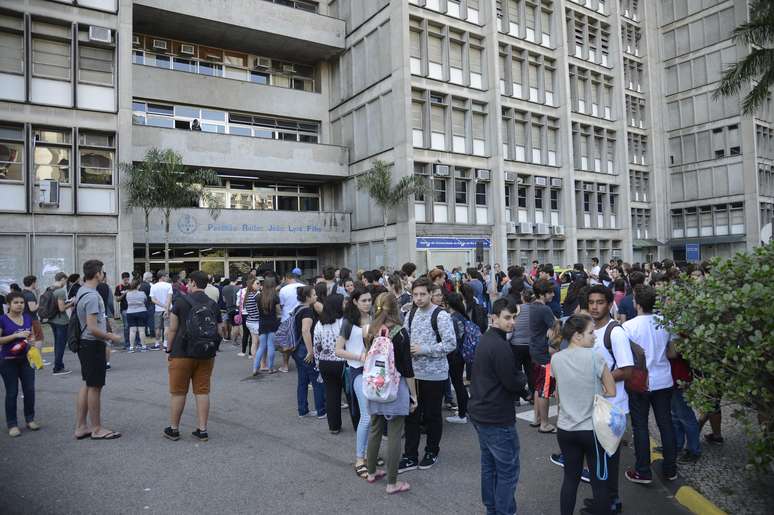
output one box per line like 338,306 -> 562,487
38,179 -> 60,206
551,225 -> 565,235
597,184 -> 607,193
535,176 -> 548,186
505,172 -> 518,183
180,44 -> 195,55
89,26 -> 112,44
283,64 -> 296,73
255,57 -> 271,69
430,94 -> 445,105
132,35 -> 140,46
516,176 -> 525,184
517,222 -> 533,234
534,223 -> 551,235
433,164 -> 450,177
584,184 -> 595,191
550,177 -> 563,188
152,39 -> 168,51
507,222 -> 517,234
476,169 -> 491,181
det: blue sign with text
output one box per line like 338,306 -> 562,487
685,243 -> 700,261
416,237 -> 492,250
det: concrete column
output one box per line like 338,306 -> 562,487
117,0 -> 135,275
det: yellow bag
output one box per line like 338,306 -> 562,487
27,347 -> 44,370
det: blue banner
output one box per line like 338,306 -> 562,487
685,243 -> 700,261
416,237 -> 492,250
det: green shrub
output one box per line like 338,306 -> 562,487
658,241 -> 774,472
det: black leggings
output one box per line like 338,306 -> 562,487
241,316 -> 250,354
318,360 -> 347,432
511,345 -> 534,395
557,429 -> 611,515
447,352 -> 468,418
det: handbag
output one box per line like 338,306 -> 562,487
27,346 -> 43,370
233,289 -> 245,325
591,354 -> 627,468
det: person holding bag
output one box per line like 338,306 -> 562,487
550,314 -> 617,515
364,292 -> 417,494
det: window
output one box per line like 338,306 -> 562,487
434,178 -> 447,203
34,128 -> 71,183
455,179 -> 468,204
535,187 -> 544,210
79,45 -> 114,86
469,43 -> 483,89
0,29 -> 24,74
428,33 -> 443,80
431,100 -> 446,150
550,189 -> 559,210
79,131 -> 115,185
518,186 -> 527,208
412,101 -> 424,147
583,192 -> 591,212
0,125 -> 23,182
32,37 -> 71,80
452,108 -> 466,153
472,111 -> 486,155
476,182 -> 487,205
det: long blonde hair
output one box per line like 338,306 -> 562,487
366,292 -> 402,349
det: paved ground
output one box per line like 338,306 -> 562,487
1,335 -> 690,515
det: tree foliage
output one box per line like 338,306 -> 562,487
658,241 -> 774,471
715,0 -> 774,114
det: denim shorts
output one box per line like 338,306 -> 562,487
126,312 -> 146,327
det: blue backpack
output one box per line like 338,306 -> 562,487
274,306 -> 302,351
459,316 -> 482,365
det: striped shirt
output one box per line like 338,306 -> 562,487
245,292 -> 260,323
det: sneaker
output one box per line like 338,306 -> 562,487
298,412 -> 315,418
237,352 -> 246,357
148,344 -> 162,351
445,401 -> 457,411
625,469 -> 653,484
341,402 -> 349,409
581,468 -> 591,483
665,470 -> 678,481
52,368 -> 72,376
445,415 -> 468,424
397,456 -> 418,474
704,433 -> 724,445
42,359 -> 51,366
678,450 -> 701,464
191,428 -> 208,441
26,421 -> 41,431
127,348 -> 136,353
549,453 -> 565,467
8,427 -> 21,437
163,427 -> 180,441
418,452 -> 438,470
105,363 -> 112,371
316,412 -> 327,419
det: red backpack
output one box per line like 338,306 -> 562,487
603,321 -> 649,393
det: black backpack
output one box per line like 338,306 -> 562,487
183,295 -> 221,359
66,291 -> 96,353
37,287 -> 58,321
407,305 -> 442,343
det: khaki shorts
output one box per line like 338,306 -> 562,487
168,357 -> 215,395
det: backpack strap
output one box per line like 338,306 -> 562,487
430,306 -> 441,343
407,305 -> 418,332
602,319 -> 619,370
74,291 -> 98,336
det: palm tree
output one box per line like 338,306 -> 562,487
357,159 -> 428,260
152,148 -> 223,271
715,0 -> 774,114
122,155 -> 161,272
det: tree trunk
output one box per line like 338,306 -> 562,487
164,209 -> 170,272
144,208 -> 151,273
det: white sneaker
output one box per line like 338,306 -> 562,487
237,353 -> 246,357
446,415 -> 468,424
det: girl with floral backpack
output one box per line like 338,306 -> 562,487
364,293 -> 417,494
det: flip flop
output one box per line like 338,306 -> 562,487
91,431 -> 122,440
529,421 -> 541,428
75,433 -> 91,440
387,482 -> 411,494
538,426 -> 557,434
355,463 -> 368,479
366,470 -> 386,483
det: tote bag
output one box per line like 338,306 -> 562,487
591,355 -> 627,456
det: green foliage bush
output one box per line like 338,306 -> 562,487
658,241 -> 774,472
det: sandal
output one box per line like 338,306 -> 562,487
538,425 -> 557,434
529,421 -> 541,428
366,470 -> 386,483
386,481 -> 411,494
355,463 -> 368,479
91,430 -> 122,440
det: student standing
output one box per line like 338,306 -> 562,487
315,293 -> 346,433
468,298 -> 528,515
255,276 -> 280,373
445,293 -> 470,424
551,314 -> 617,515
49,272 -> 71,375
529,279 -> 560,433
125,280 -> 148,353
150,271 -> 173,351
294,286 -> 325,419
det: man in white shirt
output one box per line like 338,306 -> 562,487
279,268 -> 302,322
623,285 -> 677,485
589,257 -> 601,285
150,271 -> 173,350
587,284 -> 633,515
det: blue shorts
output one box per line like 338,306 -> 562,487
126,312 -> 146,327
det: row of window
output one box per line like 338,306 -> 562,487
631,207 -> 652,240
132,34 -> 315,92
758,123 -> 774,159
659,0 -> 724,25
665,46 -> 736,96
620,0 -> 640,21
569,65 -> 614,120
758,165 -> 774,198
670,163 -> 744,203
620,21 -> 642,58
566,11 -> 612,69
49,0 -> 117,12
662,7 -> 735,60
333,19 -> 391,102
414,168 -> 490,225
498,45 -> 556,106
671,203 -> 745,238
495,0 -> 554,48
501,109 -> 559,166
627,133 -> 648,166
625,94 -> 647,128
575,181 -> 619,229
630,170 -> 650,203
666,91 -> 739,131
668,124 -> 741,166
623,58 -> 644,93
412,91 -> 488,155
572,123 -> 617,174
198,180 -> 321,212
410,18 -> 485,89
131,100 -> 320,143
504,180 -> 562,226
568,0 -> 608,16
409,0 -> 482,25
0,124 -> 115,186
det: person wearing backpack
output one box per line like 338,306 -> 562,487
398,277 -> 456,473
42,272 -> 71,376
163,270 -> 223,442
622,285 -> 677,484
586,284 -> 634,515
292,285 -> 325,420
550,314 -> 617,515
444,293 -> 474,424
364,292 -> 417,494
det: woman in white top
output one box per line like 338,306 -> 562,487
314,293 -> 346,434
335,285 -> 372,479
236,281 -> 250,357
124,280 -> 148,353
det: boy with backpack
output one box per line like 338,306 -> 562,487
38,272 -> 71,375
163,271 -> 223,442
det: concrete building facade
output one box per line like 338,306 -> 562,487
1,0 -> 771,287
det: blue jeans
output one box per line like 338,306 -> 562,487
473,422 -> 520,515
50,323 -> 68,371
353,373 -> 370,459
629,387 -> 677,478
145,306 -> 155,337
0,359 -> 35,428
292,345 -> 325,417
254,332 -> 276,371
672,388 -> 701,455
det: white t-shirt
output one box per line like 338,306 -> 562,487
623,314 -> 673,391
593,319 -> 634,414
150,281 -> 173,313
279,282 -> 301,322
342,322 -> 366,369
590,265 -> 601,285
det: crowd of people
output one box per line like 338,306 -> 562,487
0,256 -> 724,513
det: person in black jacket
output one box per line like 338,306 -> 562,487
468,298 -> 528,515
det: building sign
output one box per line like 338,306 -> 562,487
685,243 -> 700,261
416,237 -> 492,250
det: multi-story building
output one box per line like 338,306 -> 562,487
1,0 -> 771,287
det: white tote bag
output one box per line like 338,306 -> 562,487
591,357 -> 627,456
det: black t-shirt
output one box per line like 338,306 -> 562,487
139,281 -> 152,309
96,283 -> 111,311
169,291 -> 223,358
68,283 -> 81,300
22,290 -> 38,320
294,306 -> 316,346
528,302 -> 556,365
391,327 -> 414,379
114,284 -> 129,311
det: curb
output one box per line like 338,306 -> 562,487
649,438 -> 727,515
